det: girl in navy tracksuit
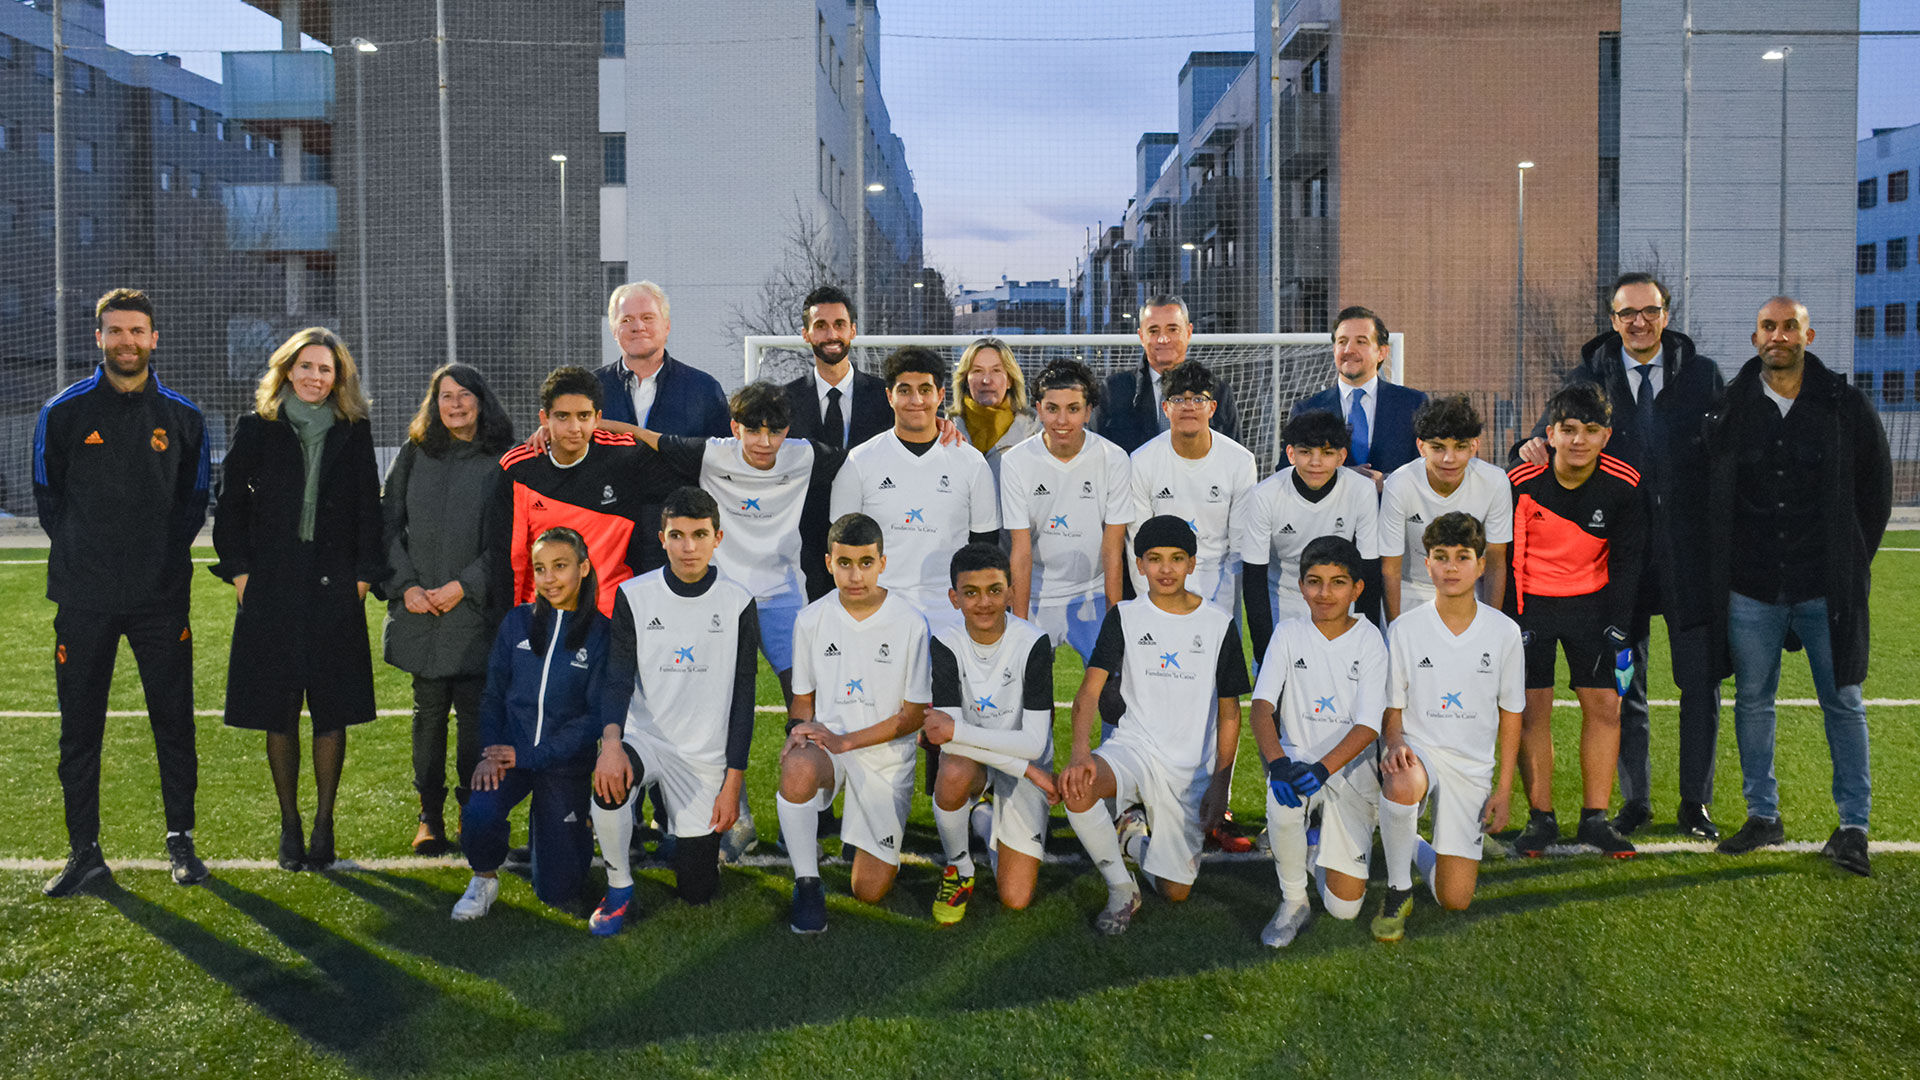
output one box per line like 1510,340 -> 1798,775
453,527 -> 617,919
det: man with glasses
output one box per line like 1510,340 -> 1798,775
1098,295 -> 1240,454
1512,272 -> 1725,841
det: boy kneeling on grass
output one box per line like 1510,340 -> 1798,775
1249,535 -> 1388,948
1373,512 -> 1525,943
1059,515 -> 1252,935
454,527 -> 613,921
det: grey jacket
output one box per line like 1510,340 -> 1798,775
380,439 -> 510,678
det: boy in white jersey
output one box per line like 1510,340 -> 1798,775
1059,516 -> 1252,934
1379,394 -> 1512,621
778,512 -> 933,934
1001,359 -> 1134,664
634,382 -> 841,860
924,543 -> 1061,924
1126,360 -> 1257,614
588,488 -> 759,934
830,346 -> 1000,631
1250,536 -> 1388,947
1373,511 -> 1525,943
1241,409 -> 1381,663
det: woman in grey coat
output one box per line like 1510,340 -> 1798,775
381,363 -> 515,853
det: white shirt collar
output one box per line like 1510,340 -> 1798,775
1341,374 -> 1380,405
815,365 -> 853,400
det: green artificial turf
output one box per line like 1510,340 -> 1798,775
2,541 -> 1918,1078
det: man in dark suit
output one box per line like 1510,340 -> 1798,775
1289,306 -> 1427,489
781,284 -> 893,598
592,280 -> 731,439
1096,294 -> 1239,454
1512,272 -> 1725,841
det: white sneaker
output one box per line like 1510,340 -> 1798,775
1115,807 -> 1155,891
451,874 -> 500,921
718,814 -> 757,864
1260,898 -> 1313,948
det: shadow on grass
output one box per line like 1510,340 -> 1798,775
103,878 -> 447,1077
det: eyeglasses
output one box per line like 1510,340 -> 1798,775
1610,305 -> 1666,324
1165,394 -> 1214,408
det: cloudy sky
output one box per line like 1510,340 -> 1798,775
108,0 -> 1920,291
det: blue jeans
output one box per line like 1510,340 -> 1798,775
1727,592 -> 1871,829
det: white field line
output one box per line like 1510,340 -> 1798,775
6,839 -> 1920,875
5,698 -> 1920,720
12,685 -> 1895,716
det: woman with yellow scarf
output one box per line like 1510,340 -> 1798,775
952,337 -> 1040,488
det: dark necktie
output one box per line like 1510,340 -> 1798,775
1348,387 -> 1370,466
1634,363 -> 1656,429
822,386 -> 845,451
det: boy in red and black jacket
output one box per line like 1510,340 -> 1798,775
1505,382 -> 1646,857
498,367 -> 679,616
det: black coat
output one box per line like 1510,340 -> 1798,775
1704,352 -> 1892,685
1514,329 -> 1726,629
211,412 -> 386,730
1096,362 -> 1240,455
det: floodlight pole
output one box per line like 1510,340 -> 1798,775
853,0 -> 867,331
435,0 -> 458,363
1269,0 -> 1284,464
1766,46 -> 1792,293
350,39 -> 374,362
51,0 -> 67,389
1515,162 -> 1534,438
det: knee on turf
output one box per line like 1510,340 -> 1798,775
1318,886 -> 1364,920
673,833 -> 721,905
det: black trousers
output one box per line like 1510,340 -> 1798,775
410,673 -> 484,809
53,605 -> 198,849
1616,614 -> 1721,807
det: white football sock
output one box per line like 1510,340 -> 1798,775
1266,789 -> 1310,903
1380,796 -> 1420,891
1067,804 -> 1133,889
776,793 -> 821,880
934,802 -> 975,878
1414,837 -> 1440,903
590,787 -> 639,890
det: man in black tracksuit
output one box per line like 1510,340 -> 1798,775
34,289 -> 210,895
1511,273 -> 1726,840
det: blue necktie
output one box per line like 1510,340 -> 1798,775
1634,364 -> 1656,429
1348,387 -> 1370,466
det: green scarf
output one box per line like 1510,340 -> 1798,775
279,391 -> 336,542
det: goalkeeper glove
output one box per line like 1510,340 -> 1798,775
1265,757 -> 1301,808
1287,759 -> 1331,798
1604,625 -> 1634,697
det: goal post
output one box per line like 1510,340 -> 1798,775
743,333 -> 1406,473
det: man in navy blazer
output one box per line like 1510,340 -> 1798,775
1289,305 -> 1426,487
593,281 -> 731,439
1096,295 -> 1239,454
779,285 -> 894,599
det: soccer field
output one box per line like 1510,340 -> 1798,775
3,544 -> 1919,1078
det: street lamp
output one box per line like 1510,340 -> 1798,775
349,37 -> 376,360
1514,161 -> 1535,442
551,153 -> 568,366
865,182 -> 885,193
1763,47 -> 1791,293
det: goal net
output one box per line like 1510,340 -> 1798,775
745,333 -> 1405,474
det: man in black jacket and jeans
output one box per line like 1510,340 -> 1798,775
1705,297 -> 1891,876
33,289 -> 210,895
1513,272 -> 1725,840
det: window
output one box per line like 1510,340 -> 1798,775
1888,302 -> 1908,337
1891,236 -> 1909,271
602,133 -> 626,184
0,283 -> 20,320
156,96 -> 175,126
0,35 -> 13,68
827,152 -> 837,201
1855,370 -> 1876,395
1304,172 -> 1328,218
243,131 -> 254,151
837,166 -> 846,210
0,200 -> 14,233
76,215 -> 94,245
187,107 -> 201,133
1859,178 -> 1878,209
265,139 -> 277,158
34,47 -> 52,79
74,141 -> 92,172
1856,306 -> 1875,338
0,123 -> 10,152
36,130 -> 53,163
37,209 -> 54,236
158,164 -> 174,192
1858,243 -> 1877,275
69,63 -> 90,95
1892,170 -> 1911,203
1885,371 -> 1908,406
818,139 -> 828,195
1302,53 -> 1328,93
601,4 -> 625,58
215,119 -> 228,142
836,58 -> 845,103
602,261 -> 628,297
818,14 -> 827,69
188,170 -> 203,198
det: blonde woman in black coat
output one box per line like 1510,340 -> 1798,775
211,327 -> 385,871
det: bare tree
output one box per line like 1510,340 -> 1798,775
726,199 -> 849,341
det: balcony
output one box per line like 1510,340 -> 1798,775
1273,87 -> 1328,180
1275,215 -> 1330,281
222,51 -> 334,122
223,182 -> 337,251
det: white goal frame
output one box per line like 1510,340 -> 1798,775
744,332 -> 1406,465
